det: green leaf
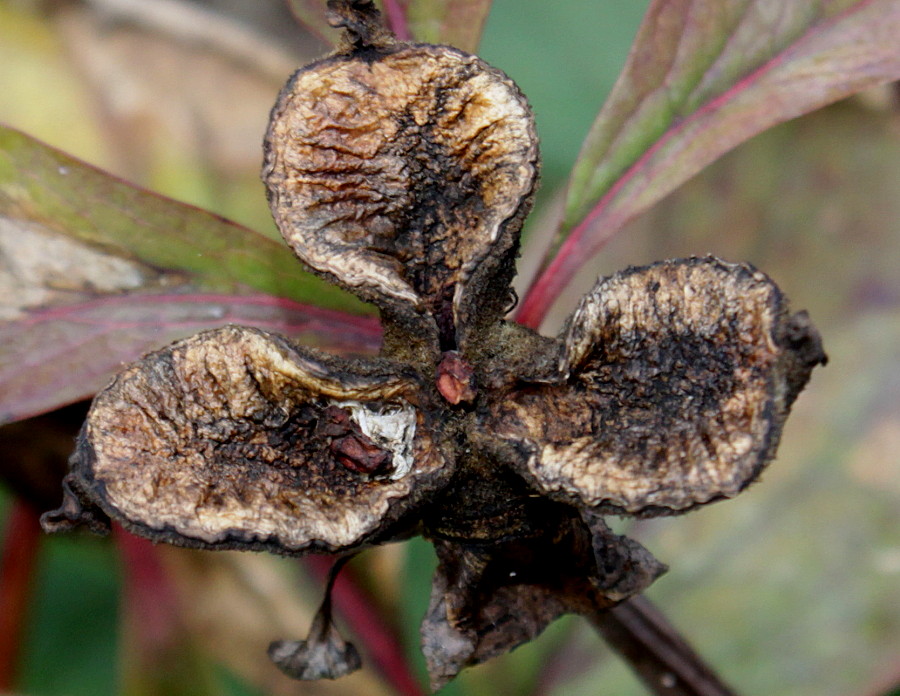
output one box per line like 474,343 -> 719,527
404,0 -> 493,51
518,0 -> 900,327
0,126 -> 365,310
0,126 -> 379,424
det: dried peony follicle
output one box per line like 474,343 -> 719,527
492,257 -> 826,515
262,12 -> 538,345
43,326 -> 449,554
40,0 -> 827,688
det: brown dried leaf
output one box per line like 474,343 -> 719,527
42,326 -> 450,553
495,257 -> 825,514
263,41 -> 538,345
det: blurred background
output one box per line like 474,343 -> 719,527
1,0 -> 898,694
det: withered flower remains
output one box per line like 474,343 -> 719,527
42,0 -> 826,689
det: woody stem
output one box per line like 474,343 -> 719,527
590,595 -> 739,696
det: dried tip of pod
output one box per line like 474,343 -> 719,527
584,514 -> 667,602
780,309 -> 828,408
40,473 -> 111,536
784,310 -> 828,367
326,0 -> 395,50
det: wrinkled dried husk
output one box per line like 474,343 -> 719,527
41,326 -> 449,553
420,513 -> 665,689
263,41 -> 539,351
491,257 -> 826,515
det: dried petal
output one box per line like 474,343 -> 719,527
42,326 -> 449,553
492,257 -> 826,515
263,40 -> 538,346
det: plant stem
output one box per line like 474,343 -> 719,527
0,499 -> 41,691
590,596 -> 738,696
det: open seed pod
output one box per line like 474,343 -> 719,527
39,1 -> 828,689
490,257 -> 826,515
42,326 -> 449,554
263,1 -> 539,352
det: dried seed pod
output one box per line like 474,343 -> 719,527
262,31 -> 539,349
42,326 -> 449,553
490,257 -> 826,515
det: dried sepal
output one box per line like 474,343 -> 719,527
263,32 -> 538,347
492,257 -> 826,515
421,511 -> 665,689
582,512 -> 667,601
41,326 -> 449,553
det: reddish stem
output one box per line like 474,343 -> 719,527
515,236 -> 586,329
515,1 -> 856,329
114,526 -> 182,657
304,555 -> 425,696
0,500 -> 41,691
382,0 -> 412,41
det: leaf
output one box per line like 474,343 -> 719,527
402,0 -> 493,51
518,0 -> 900,327
0,127 -> 380,424
0,126 -> 366,311
0,293 -> 381,426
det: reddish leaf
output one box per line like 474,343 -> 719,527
0,292 -> 380,425
518,0 -> 900,327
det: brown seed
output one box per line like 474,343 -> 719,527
330,433 -> 393,475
